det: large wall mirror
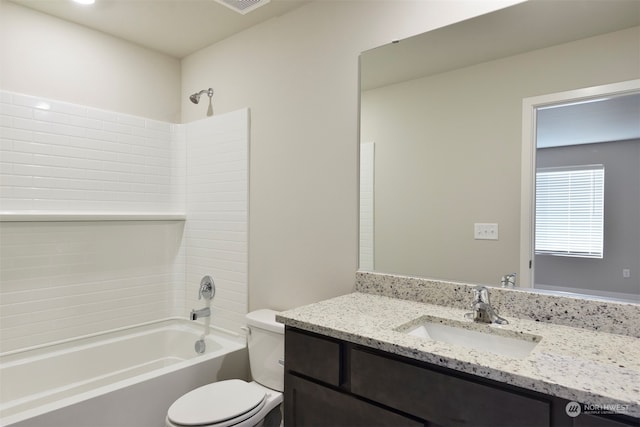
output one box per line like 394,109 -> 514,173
359,0 -> 640,302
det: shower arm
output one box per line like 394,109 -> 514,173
190,88 -> 214,104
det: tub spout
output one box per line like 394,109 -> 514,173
190,307 -> 210,321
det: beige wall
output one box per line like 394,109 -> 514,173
360,27 -> 640,286
0,0 -> 524,314
181,0 -> 522,311
0,0 -> 181,122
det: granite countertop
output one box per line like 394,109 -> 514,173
277,292 -> 640,418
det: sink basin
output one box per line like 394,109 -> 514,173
401,316 -> 541,358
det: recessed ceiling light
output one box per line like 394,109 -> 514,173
73,0 -> 95,5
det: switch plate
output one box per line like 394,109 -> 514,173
623,268 -> 631,278
474,223 -> 499,240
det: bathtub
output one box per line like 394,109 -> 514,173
0,319 -> 249,427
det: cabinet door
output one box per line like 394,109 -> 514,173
350,348 -> 550,427
285,328 -> 341,386
285,374 -> 425,427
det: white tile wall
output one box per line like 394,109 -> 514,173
0,221 -> 185,351
0,91 -> 184,212
359,142 -> 374,271
0,92 -> 249,352
184,110 -> 249,335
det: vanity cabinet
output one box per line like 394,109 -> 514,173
350,347 -> 549,426
284,328 -> 423,427
284,327 -> 638,427
286,375 -> 423,427
572,415 -> 637,427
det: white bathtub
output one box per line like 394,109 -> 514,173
0,319 -> 249,427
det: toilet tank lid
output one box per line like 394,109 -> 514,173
246,309 -> 284,334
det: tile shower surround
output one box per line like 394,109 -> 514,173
356,271 -> 640,338
0,91 -> 248,352
0,91 -> 182,212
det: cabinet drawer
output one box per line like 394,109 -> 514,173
573,414 -> 638,427
285,328 -> 341,386
285,374 -> 424,427
350,348 -> 550,427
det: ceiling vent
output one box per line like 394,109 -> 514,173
213,0 -> 271,15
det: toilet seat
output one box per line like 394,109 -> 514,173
167,380 -> 267,427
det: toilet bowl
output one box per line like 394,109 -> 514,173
166,310 -> 284,427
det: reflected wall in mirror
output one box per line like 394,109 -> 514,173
359,0 -> 640,302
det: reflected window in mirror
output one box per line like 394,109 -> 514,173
534,165 -> 605,259
530,90 -> 640,302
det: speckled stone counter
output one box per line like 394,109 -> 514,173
356,272 -> 640,338
277,292 -> 640,418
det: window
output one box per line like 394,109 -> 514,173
535,165 -> 604,258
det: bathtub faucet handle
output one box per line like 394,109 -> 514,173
198,275 -> 215,300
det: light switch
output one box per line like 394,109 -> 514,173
474,223 -> 499,240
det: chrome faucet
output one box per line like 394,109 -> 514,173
470,286 -> 508,325
198,275 -> 215,300
501,273 -> 516,288
190,307 -> 211,321
190,275 -> 215,321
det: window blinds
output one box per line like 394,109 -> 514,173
535,165 -> 604,258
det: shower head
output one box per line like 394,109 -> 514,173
189,88 -> 214,104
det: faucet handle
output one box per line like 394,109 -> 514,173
470,285 -> 508,325
472,285 -> 490,304
198,275 -> 215,300
501,273 -> 517,288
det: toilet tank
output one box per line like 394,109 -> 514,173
245,309 -> 284,392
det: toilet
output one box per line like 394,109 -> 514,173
166,309 -> 284,427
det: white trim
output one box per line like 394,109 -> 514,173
0,212 -> 186,222
520,79 -> 640,289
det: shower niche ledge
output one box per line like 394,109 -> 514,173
0,211 -> 187,222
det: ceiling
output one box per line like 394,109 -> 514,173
537,92 -> 640,149
359,0 -> 640,149
360,0 -> 640,91
8,0 -> 308,58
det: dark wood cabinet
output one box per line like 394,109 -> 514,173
286,374 -> 424,427
350,347 -> 549,427
284,328 -> 341,387
573,414 -> 639,427
284,327 -> 639,427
